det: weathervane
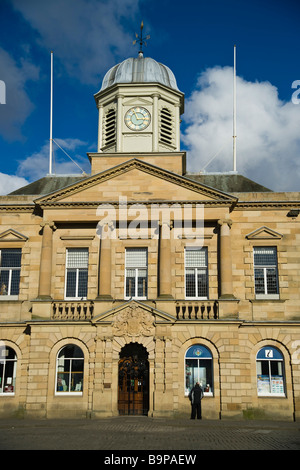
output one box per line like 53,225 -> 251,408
133,21 -> 150,55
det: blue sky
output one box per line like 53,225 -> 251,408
0,0 -> 299,194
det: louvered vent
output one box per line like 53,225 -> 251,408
159,108 -> 173,146
104,109 -> 116,147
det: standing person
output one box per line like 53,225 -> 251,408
189,382 -> 204,419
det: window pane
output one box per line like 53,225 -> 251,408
254,247 -> 277,266
197,268 -> 208,297
266,268 -> 278,294
0,347 -> 17,394
66,270 -> 76,297
185,248 -> 207,267
78,269 -> 88,298
10,270 -> 20,295
0,271 -> 9,295
0,249 -> 21,268
126,248 -> 147,268
67,248 -> 88,268
125,270 -> 135,297
185,269 -> 196,297
137,269 -> 147,297
254,268 -> 265,294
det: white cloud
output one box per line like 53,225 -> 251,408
0,173 -> 28,195
11,0 -> 140,85
0,47 -> 39,140
17,138 -> 90,181
182,66 -> 300,191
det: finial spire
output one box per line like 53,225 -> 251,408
133,21 -> 150,56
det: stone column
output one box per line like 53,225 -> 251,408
116,94 -> 123,152
97,222 -> 113,299
158,222 -> 173,298
97,103 -> 103,152
218,219 -> 234,298
152,93 -> 159,152
38,221 -> 56,299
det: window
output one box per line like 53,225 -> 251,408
185,247 -> 208,299
0,346 -> 17,395
65,248 -> 88,299
185,345 -> 213,396
0,249 -> 21,297
253,247 -> 279,298
56,344 -> 84,394
125,248 -> 147,299
256,346 -> 285,397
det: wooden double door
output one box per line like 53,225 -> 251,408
118,343 -> 149,416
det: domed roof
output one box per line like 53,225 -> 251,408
100,53 -> 180,91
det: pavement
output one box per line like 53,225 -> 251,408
0,416 -> 299,452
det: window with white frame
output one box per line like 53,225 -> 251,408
0,249 -> 22,297
185,345 -> 213,396
56,344 -> 84,394
0,346 -> 17,395
256,346 -> 285,397
65,248 -> 88,299
253,247 -> 279,298
125,248 -> 147,299
185,247 -> 208,299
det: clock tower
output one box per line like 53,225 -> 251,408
90,47 -> 185,175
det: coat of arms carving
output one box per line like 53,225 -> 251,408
112,304 -> 154,337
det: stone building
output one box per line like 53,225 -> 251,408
0,51 -> 299,421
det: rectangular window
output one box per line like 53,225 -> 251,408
65,248 -> 88,299
125,248 -> 147,299
185,247 -> 208,299
0,249 -> 22,297
253,247 -> 279,298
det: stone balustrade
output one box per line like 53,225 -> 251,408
52,301 -> 94,321
175,300 -> 219,320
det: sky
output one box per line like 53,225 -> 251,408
0,0 -> 299,194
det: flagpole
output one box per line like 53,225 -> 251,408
233,44 -> 237,172
49,51 -> 53,175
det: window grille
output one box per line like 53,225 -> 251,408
125,248 -> 147,299
159,107 -> 173,146
0,249 -> 21,296
185,247 -> 208,299
253,247 -> 279,296
104,108 -> 116,147
65,248 -> 88,299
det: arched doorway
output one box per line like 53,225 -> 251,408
118,343 -> 149,416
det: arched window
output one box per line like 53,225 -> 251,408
185,345 -> 213,396
0,345 -> 17,395
56,344 -> 84,395
256,346 -> 286,396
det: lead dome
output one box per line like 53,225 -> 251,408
100,54 -> 180,91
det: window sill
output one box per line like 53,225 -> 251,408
258,393 -> 286,398
55,392 -> 83,396
0,296 -> 18,301
255,294 -> 280,300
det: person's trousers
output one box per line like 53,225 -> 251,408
191,403 -> 202,419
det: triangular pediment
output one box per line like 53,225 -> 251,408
0,228 -> 28,242
35,159 -> 237,206
246,226 -> 283,240
93,300 -> 175,329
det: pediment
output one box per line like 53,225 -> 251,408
0,228 -> 28,242
246,226 -> 283,240
35,159 -> 237,206
93,300 -> 175,330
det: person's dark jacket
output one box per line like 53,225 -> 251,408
189,384 -> 204,404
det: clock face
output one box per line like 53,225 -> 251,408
125,106 -> 151,131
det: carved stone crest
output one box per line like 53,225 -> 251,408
112,304 -> 154,337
